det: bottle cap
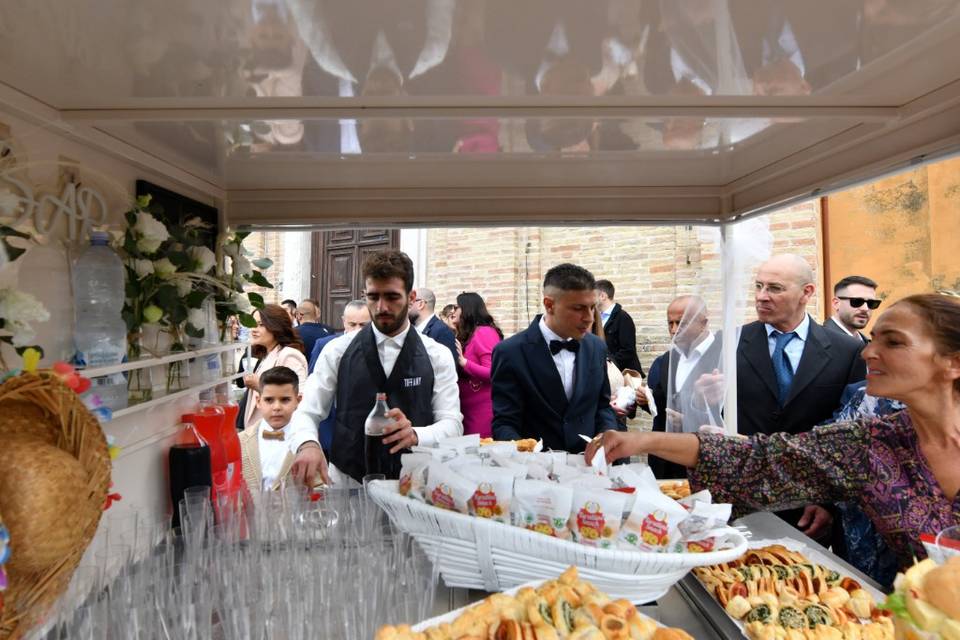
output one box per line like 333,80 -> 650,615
90,230 -> 111,245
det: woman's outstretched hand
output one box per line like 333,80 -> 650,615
584,430 -> 646,465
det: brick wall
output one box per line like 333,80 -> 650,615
423,201 -> 823,374
242,231 -> 286,305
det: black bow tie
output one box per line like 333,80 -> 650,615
549,339 -> 580,355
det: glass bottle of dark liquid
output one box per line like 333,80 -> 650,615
364,392 -> 393,475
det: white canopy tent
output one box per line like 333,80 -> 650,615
1,0 -> 959,229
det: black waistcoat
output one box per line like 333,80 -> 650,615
330,324 -> 435,482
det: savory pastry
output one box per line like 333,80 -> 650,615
724,595 -> 752,619
843,589 -> 874,619
803,602 -> 834,628
776,605 -> 806,630
378,567 -> 689,640
744,603 -> 776,625
599,613 -> 630,639
531,623 -> 559,640
819,587 -> 851,610
628,614 -> 659,639
567,626 -> 605,640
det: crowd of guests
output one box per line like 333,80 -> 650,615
234,248 -> 959,589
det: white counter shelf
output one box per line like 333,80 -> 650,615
110,372 -> 245,419
78,342 -> 248,378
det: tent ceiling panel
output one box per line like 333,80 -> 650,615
2,0 -> 960,224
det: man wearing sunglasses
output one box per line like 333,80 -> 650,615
825,276 -> 880,344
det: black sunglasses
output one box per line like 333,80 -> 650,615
837,296 -> 881,310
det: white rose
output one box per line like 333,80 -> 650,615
175,278 -> 193,297
188,246 -> 216,274
233,255 -> 253,278
0,188 -> 21,216
233,292 -> 253,313
132,258 -> 154,279
223,243 -> 240,259
186,307 -> 206,330
133,211 -> 169,254
0,288 -> 50,346
153,258 -> 177,279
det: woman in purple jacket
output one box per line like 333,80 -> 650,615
453,292 -> 504,438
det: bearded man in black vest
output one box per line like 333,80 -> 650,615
288,250 -> 462,485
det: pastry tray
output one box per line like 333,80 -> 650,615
676,536 -> 887,640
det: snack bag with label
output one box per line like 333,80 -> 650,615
570,487 -> 628,549
619,487 -> 689,552
425,461 -> 474,513
398,453 -> 432,500
458,464 -> 515,523
674,501 -> 733,553
512,479 -> 574,539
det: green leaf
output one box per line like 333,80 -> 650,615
244,271 -> 273,288
1,241 -> 26,262
252,258 -> 273,270
168,305 -> 188,325
155,285 -> 180,309
185,291 -> 208,308
184,324 -> 205,339
136,194 -> 152,209
247,292 -> 265,308
238,311 -> 257,328
881,592 -> 913,625
167,251 -> 190,269
234,231 -> 251,242
0,225 -> 31,240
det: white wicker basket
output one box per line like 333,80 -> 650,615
369,480 -> 748,603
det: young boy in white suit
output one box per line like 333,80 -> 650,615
239,366 -> 303,498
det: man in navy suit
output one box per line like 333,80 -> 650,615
491,263 -> 618,452
409,287 -> 458,366
690,254 -> 865,543
297,299 -> 336,357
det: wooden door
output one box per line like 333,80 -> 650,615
310,229 -> 398,330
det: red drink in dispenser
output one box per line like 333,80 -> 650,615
188,406 -> 226,476
217,398 -> 244,493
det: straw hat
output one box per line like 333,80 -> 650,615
0,372 -> 110,640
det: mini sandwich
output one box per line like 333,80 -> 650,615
883,556 -> 960,640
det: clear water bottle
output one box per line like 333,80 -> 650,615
73,231 -> 128,411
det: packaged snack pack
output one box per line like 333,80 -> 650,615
570,487 -> 628,549
512,479 -> 574,539
398,453 -> 432,500
620,488 -> 690,552
426,461 -> 475,514
458,464 -> 515,524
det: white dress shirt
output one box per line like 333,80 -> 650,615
764,314 -> 811,374
673,331 -> 716,391
830,315 -> 866,343
539,317 -> 576,401
257,419 -> 292,491
287,321 -> 462,455
600,303 -> 616,327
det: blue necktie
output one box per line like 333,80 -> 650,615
771,330 -> 797,405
